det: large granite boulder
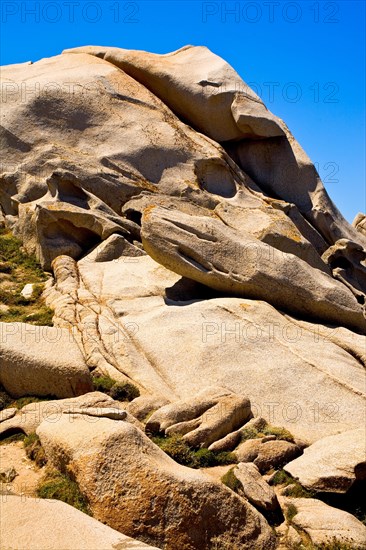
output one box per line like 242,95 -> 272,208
285,428 -> 366,492
283,497 -> 366,548
0,322 -> 92,398
0,495 -> 159,550
37,412 -> 275,550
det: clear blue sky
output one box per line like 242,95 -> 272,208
1,0 -> 365,222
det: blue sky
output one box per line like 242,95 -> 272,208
1,0 -> 365,222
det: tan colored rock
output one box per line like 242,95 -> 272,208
0,392 -> 116,436
126,395 -> 169,422
254,440 -> 302,473
209,417 -> 268,453
353,212 -> 366,237
0,322 -> 93,398
141,206 -> 366,334
64,45 -> 284,142
64,407 -> 127,420
0,50 -> 244,269
0,495 -> 159,550
229,126 -> 366,250
37,412 -> 276,550
214,200 -> 328,272
234,462 -> 279,511
81,233 -> 145,264
235,439 -> 264,463
284,428 -> 366,493
208,429 -> 242,452
322,238 -> 366,303
235,439 -> 302,472
0,408 -> 16,422
284,497 -> 366,548
146,385 -> 251,448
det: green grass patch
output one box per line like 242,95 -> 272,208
152,434 -> 237,469
240,426 -> 261,441
92,375 -> 116,392
270,469 -> 314,498
37,468 -> 90,515
92,374 -> 140,402
285,502 -> 298,522
240,422 -> 294,443
262,425 -> 294,442
110,382 -> 140,402
270,469 -> 294,486
8,395 -> 54,410
24,433 -> 47,467
221,467 -> 241,493
0,228 -> 53,326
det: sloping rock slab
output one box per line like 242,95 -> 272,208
285,427 -> 366,492
0,495 -> 159,549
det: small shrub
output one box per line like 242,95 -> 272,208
10,395 -> 53,410
240,423 -> 295,443
92,375 -> 140,402
22,309 -> 54,326
270,469 -> 294,486
110,382 -> 140,402
0,228 -> 53,326
270,469 -> 314,498
193,448 -> 219,468
285,502 -> 298,522
285,483 -> 315,498
0,385 -> 12,411
24,433 -> 47,467
240,426 -> 260,441
153,435 -> 195,467
37,468 -> 90,515
152,435 -> 238,468
192,448 -> 237,468
262,424 -> 294,442
92,375 -> 116,393
221,467 -> 241,493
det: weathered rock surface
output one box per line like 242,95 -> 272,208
65,407 -> 127,420
141,206 -> 365,333
126,395 -> 169,422
0,322 -> 93,398
44,252 -> 366,443
0,495 -> 159,550
146,385 -> 251,448
283,497 -> 366,548
235,439 -> 302,472
285,428 -> 366,492
233,462 -> 279,512
0,392 -> 121,436
37,412 -> 276,550
208,429 -> 242,452
0,407 -> 16,422
353,212 -> 366,238
64,45 -> 366,252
